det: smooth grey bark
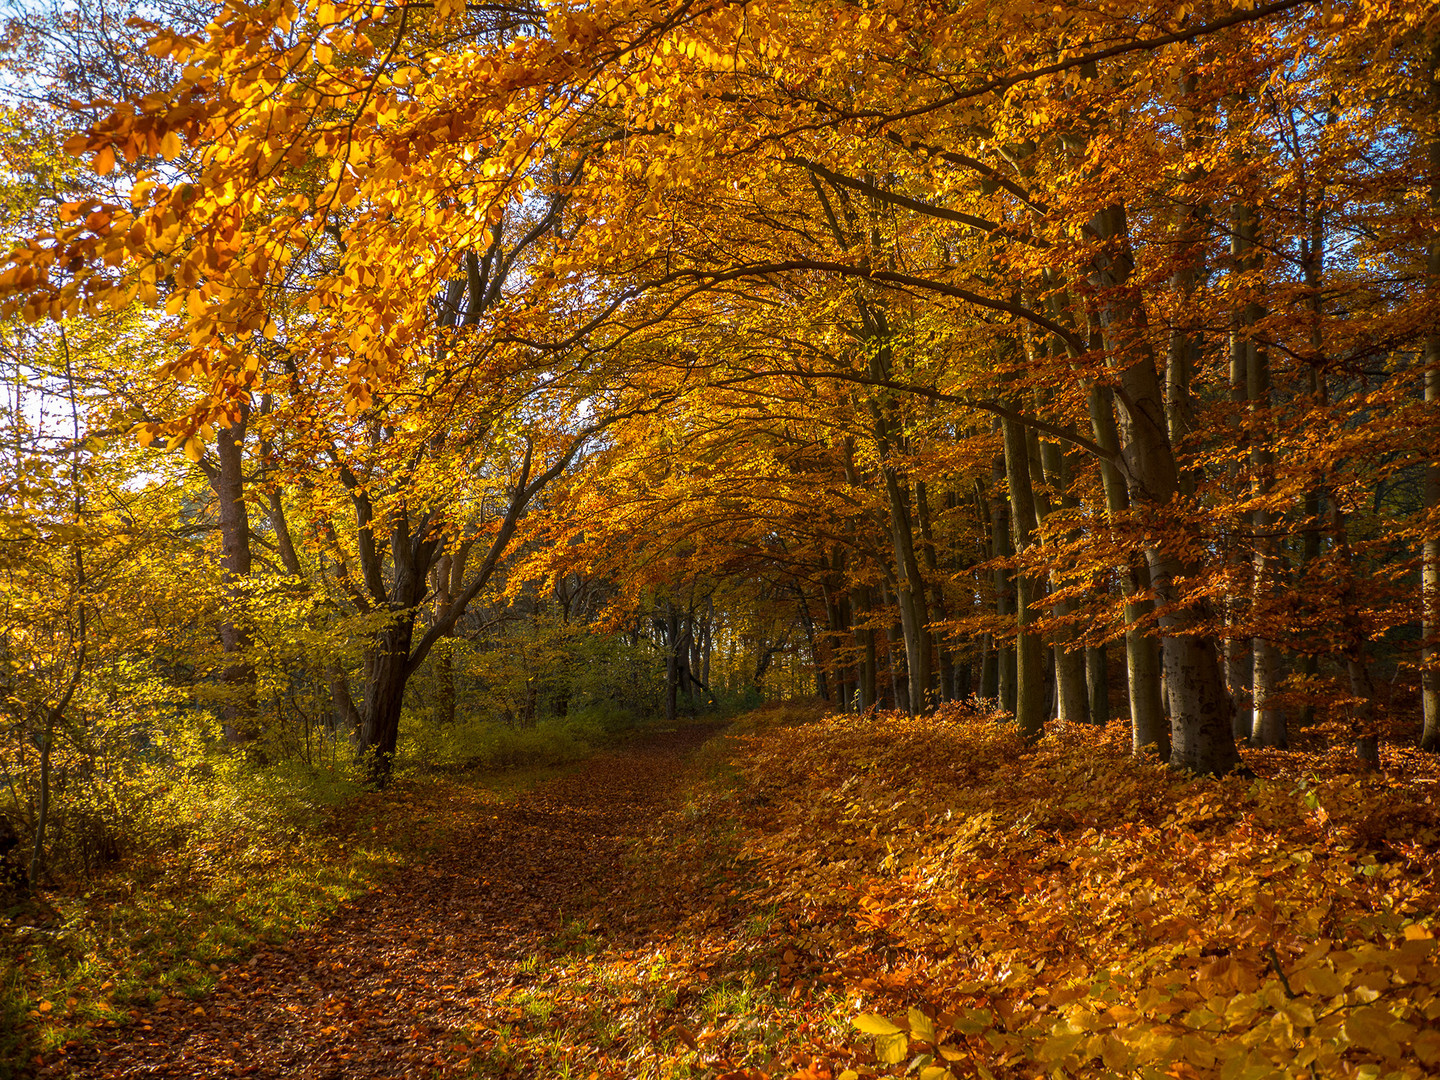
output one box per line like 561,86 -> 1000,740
1086,643 -> 1110,727
915,480 -> 955,702
878,578 -> 910,713
1086,382 -> 1167,754
1088,202 -> 1238,774
1034,420 -> 1090,724
1233,201 -> 1285,748
1001,408 -> 1045,740
988,456 -> 1017,715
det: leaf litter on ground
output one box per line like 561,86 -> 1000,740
12,702 -> 1440,1080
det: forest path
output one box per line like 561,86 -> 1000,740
61,725 -> 739,1080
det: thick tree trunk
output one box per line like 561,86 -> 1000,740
359,616 -> 416,784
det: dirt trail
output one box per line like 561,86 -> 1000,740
57,728 -> 719,1080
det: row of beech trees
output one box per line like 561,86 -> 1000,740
2,0 -> 1439,788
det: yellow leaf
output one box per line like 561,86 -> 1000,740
1415,1029 -> 1440,1066
94,146 -> 116,175
874,1032 -> 908,1065
909,1007 -> 937,1044
853,1013 -> 903,1036
183,437 -> 202,462
160,131 -> 182,160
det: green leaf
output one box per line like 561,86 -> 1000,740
952,1008 -> 993,1035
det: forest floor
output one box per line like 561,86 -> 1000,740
15,703 -> 1440,1080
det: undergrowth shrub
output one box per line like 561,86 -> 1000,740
393,711 -> 599,775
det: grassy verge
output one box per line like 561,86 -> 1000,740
0,760 -> 578,1078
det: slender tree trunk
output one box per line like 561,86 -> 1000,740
432,554 -> 456,725
989,456 -> 1018,715
796,586 -> 828,703
881,469 -> 932,713
214,406 -> 259,747
1424,33 -> 1440,750
849,583 -> 878,709
973,483 -> 999,701
1087,383 -> 1167,754
879,579 -> 910,712
1086,641 -> 1110,727
701,597 -> 714,695
1035,424 -> 1090,724
1234,202 -> 1285,747
1089,203 -> 1236,774
1002,410 -> 1045,740
266,487 -> 361,734
915,481 -> 955,702
663,607 -> 680,724
1225,246 -> 1253,735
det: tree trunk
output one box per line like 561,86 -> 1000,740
1089,202 -> 1236,774
879,579 -> 910,713
1235,201 -> 1285,748
1424,33 -> 1440,751
663,607 -> 681,724
989,456 -> 1017,715
359,615 -> 416,784
1035,423 -> 1090,724
1086,643 -> 1109,727
882,469 -> 932,713
1001,410 -> 1046,740
1086,382 -> 1167,754
214,406 -> 258,747
915,480 -> 955,702
432,554 -> 456,725
849,583 -> 878,709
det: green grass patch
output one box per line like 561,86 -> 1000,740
0,762 -> 565,1076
